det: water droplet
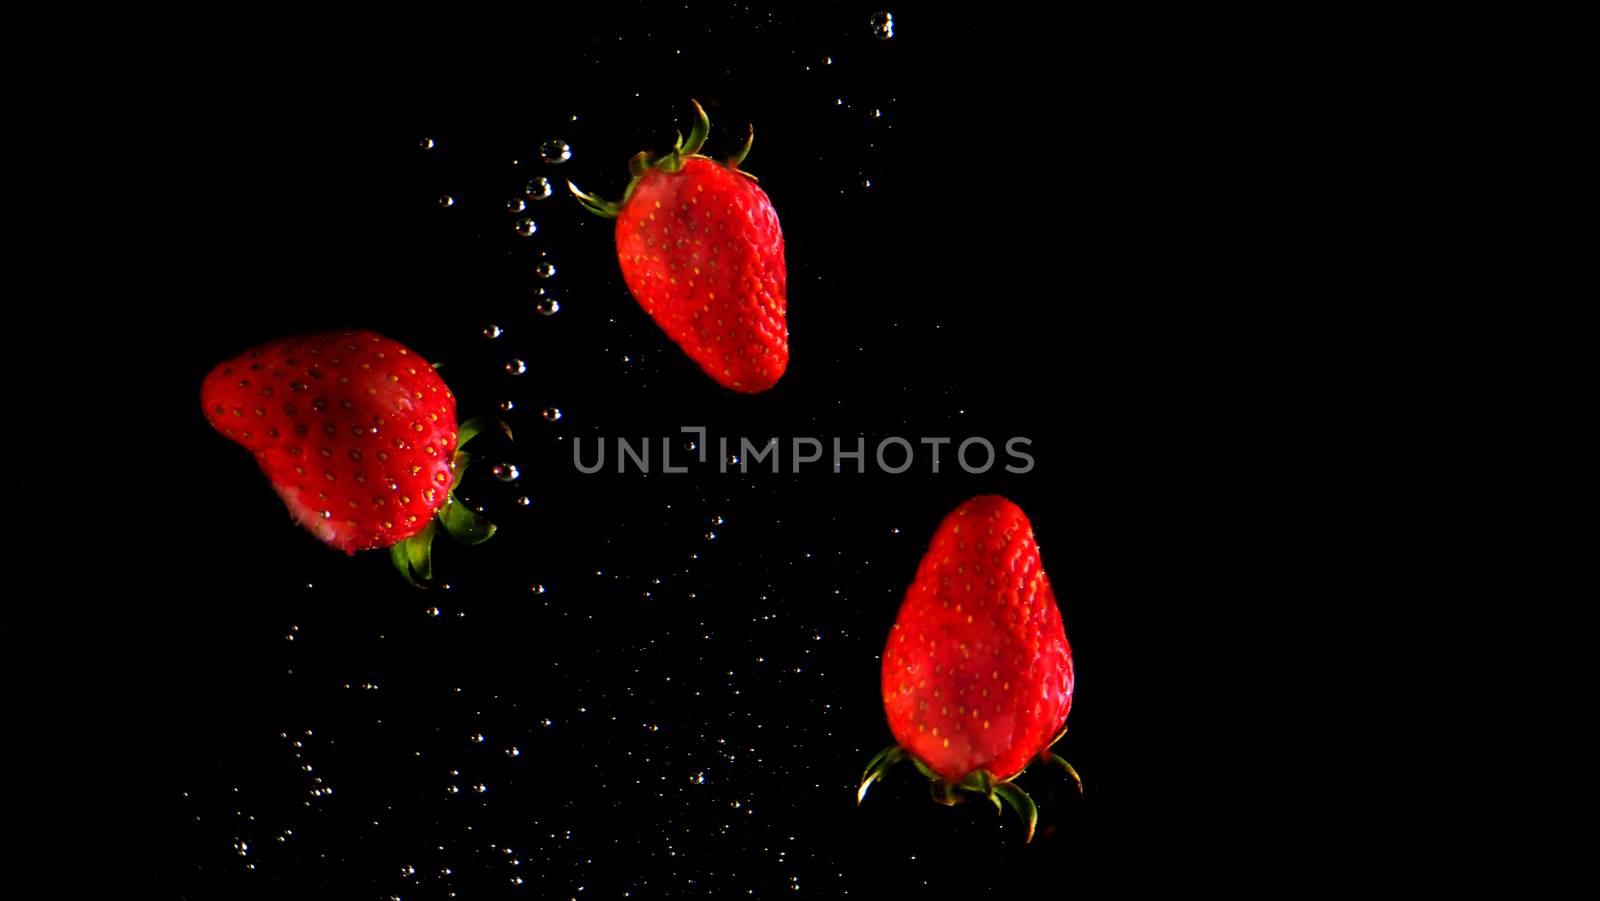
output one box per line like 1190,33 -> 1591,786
684,439 -> 698,452
705,531 -> 718,541
515,496 -> 531,507
526,177 -> 553,200
531,584 -> 546,594
535,298 -> 561,316
473,783 -> 487,793
438,195 -> 455,208
499,400 -> 516,412
690,772 -> 705,785
504,359 -> 527,375
534,260 -> 556,278
862,178 -> 873,189
426,606 -> 440,617
540,717 -> 553,727
419,137 -> 435,150
491,463 -> 520,482
711,514 -> 724,525
869,108 -> 882,119
870,11 -> 894,39
446,785 -> 460,795
506,746 -> 520,757
514,218 -> 537,237
541,407 -> 562,422
470,733 -> 485,744
319,510 -> 332,520
540,140 -> 572,163
402,864 -> 416,877
507,197 -> 526,214
482,324 -> 503,339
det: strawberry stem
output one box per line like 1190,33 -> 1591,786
391,520 -> 437,586
569,99 -> 755,221
991,781 -> 1038,843
389,416 -> 512,587
1039,749 -> 1084,794
857,744 -> 906,805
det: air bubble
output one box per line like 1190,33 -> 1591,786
870,11 -> 894,39
526,177 -> 553,200
516,496 -> 531,507
483,324 -> 503,339
491,463 -> 520,482
504,359 -> 527,375
541,140 -> 572,164
542,407 -> 562,422
438,195 -> 455,208
535,298 -> 561,316
420,137 -> 435,150
534,260 -> 556,278
514,218 -> 537,237
507,197 -> 526,214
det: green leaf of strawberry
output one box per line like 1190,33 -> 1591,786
569,100 -> 788,393
857,495 -> 1080,842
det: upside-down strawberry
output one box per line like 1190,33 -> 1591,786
570,100 -> 787,392
858,495 -> 1080,842
200,329 -> 507,584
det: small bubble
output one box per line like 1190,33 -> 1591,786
531,584 -> 546,594
483,324 -> 503,339
705,531 -> 718,541
491,463 -> 520,483
514,218 -> 537,237
507,197 -> 526,214
516,496 -> 531,507
506,747 -> 521,757
711,514 -> 724,525
534,260 -> 556,278
541,140 -> 572,163
438,195 -> 455,208
473,783 -> 488,793
869,108 -> 882,119
862,178 -> 873,189
420,137 -> 435,150
690,772 -> 705,785
471,733 -> 485,744
526,177 -> 553,200
402,864 -> 416,877
870,11 -> 894,39
540,718 -> 553,727
542,407 -> 562,422
504,359 -> 527,375
535,298 -> 561,316
426,606 -> 441,617
446,785 -> 460,795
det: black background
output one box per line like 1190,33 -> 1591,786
66,3 -> 1589,897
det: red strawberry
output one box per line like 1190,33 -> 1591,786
570,100 -> 787,392
858,495 -> 1080,842
200,329 -> 503,583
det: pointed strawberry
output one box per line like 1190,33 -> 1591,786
570,99 -> 787,392
200,329 -> 509,585
858,495 -> 1081,842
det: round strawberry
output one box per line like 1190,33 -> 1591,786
200,329 -> 505,584
858,495 -> 1081,842
570,99 -> 788,393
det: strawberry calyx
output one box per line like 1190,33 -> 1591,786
388,415 -> 512,587
856,737 -> 1082,844
568,99 -> 757,220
